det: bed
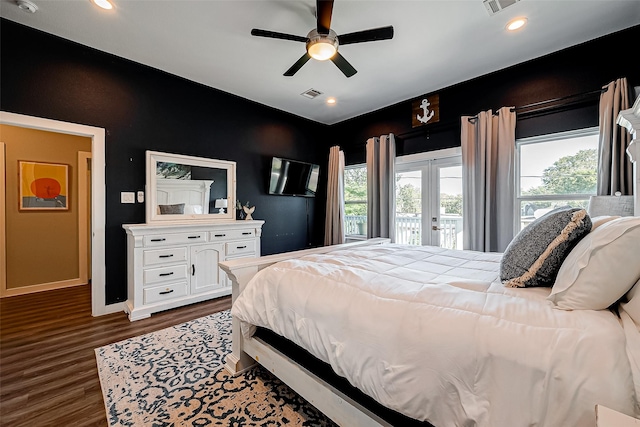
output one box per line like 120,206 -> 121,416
220,107 -> 640,426
155,178 -> 213,215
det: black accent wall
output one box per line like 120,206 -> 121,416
2,19 -> 639,305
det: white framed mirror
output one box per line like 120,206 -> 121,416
146,150 -> 236,223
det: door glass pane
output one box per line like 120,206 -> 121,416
438,165 -> 463,250
396,170 -> 422,245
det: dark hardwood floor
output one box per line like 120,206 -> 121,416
0,285 -> 231,427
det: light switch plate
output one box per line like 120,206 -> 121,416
121,192 -> 135,203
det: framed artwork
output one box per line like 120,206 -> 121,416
19,161 -> 69,210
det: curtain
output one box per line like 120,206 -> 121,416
324,145 -> 345,245
366,134 -> 396,241
597,77 -> 632,195
461,107 -> 516,252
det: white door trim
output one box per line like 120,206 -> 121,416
0,143 -> 6,294
0,111 -> 121,316
78,151 -> 91,285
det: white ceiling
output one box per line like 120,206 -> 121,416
1,0 -> 639,125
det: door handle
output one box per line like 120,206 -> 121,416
432,225 -> 442,231
192,264 -> 195,276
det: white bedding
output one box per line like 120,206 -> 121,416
231,244 -> 639,427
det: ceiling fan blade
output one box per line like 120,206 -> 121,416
284,53 -> 312,76
316,0 -> 334,34
338,26 -> 394,45
251,29 -> 308,43
330,52 -> 357,78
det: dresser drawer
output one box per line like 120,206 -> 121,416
144,264 -> 189,285
144,282 -> 188,304
210,229 -> 256,242
144,232 -> 206,247
143,247 -> 188,266
226,240 -> 256,256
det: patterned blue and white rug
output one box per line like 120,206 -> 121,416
95,310 -> 336,426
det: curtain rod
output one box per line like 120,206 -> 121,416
466,87 -> 606,122
515,87 -> 605,112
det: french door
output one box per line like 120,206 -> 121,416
395,148 -> 463,248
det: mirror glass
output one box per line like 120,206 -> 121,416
146,150 -> 236,223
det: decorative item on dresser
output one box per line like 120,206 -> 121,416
122,220 -> 263,321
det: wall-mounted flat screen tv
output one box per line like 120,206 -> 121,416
268,157 -> 320,197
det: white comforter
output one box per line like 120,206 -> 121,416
231,244 -> 639,427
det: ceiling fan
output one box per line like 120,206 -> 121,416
251,0 -> 394,77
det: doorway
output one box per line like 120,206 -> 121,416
0,111 -> 117,316
395,148 -> 463,248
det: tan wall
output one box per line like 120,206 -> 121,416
1,125 -> 91,289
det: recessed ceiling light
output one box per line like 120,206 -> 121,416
506,17 -> 527,31
326,98 -> 337,105
92,0 -> 114,10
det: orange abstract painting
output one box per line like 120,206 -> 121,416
19,161 -> 69,210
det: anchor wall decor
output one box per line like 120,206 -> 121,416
411,94 -> 440,128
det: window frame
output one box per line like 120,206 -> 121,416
514,127 -> 599,233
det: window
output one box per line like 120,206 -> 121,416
344,164 -> 367,236
516,128 -> 598,231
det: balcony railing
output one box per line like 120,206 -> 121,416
345,214 -> 463,249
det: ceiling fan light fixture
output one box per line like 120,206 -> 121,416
308,41 -> 336,60
306,29 -> 338,61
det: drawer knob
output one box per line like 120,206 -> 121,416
214,234 -> 226,237
237,245 -> 247,249
159,272 -> 174,277
150,238 -> 166,242
242,232 -> 251,235
188,235 -> 201,239
159,254 -> 174,258
159,289 -> 174,295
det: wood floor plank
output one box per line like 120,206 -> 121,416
0,284 -> 231,426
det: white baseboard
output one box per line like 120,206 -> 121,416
0,278 -> 86,298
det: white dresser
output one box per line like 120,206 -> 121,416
122,220 -> 264,321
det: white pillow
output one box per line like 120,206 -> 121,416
621,279 -> 640,327
548,216 -> 640,310
184,204 -> 203,215
590,215 -> 620,231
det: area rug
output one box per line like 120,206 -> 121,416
95,310 -> 336,426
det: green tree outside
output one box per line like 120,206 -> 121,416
523,149 -> 597,196
521,148 -> 597,213
344,167 -> 367,216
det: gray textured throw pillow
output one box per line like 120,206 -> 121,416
501,207 -> 591,288
158,203 -> 185,215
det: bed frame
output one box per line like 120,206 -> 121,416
220,96 -> 640,427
